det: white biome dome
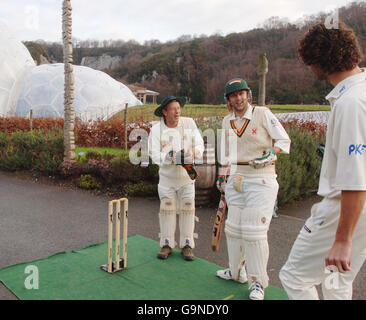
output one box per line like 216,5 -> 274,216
15,63 -> 142,121
0,22 -> 36,117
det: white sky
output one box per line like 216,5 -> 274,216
0,0 -> 360,43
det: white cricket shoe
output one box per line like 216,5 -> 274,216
216,268 -> 248,284
249,282 -> 264,300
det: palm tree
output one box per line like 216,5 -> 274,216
62,0 -> 75,160
258,53 -> 268,106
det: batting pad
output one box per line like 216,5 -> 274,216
0,235 -> 288,300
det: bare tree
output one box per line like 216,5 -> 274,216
62,0 -> 75,160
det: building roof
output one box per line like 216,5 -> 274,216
135,89 -> 159,95
127,84 -> 159,96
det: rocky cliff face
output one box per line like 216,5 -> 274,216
80,54 -> 122,70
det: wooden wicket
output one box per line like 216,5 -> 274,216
100,198 -> 128,273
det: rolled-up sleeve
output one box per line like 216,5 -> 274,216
217,119 -> 232,175
190,119 -> 204,158
264,110 -> 291,154
148,124 -> 173,167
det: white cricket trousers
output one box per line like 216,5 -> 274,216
280,197 -> 366,300
224,174 -> 279,288
157,182 -> 196,249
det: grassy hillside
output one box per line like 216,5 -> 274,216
112,104 -> 330,123
42,2 -> 366,105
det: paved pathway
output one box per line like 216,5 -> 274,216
0,171 -> 365,300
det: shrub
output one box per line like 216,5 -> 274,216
85,150 -> 102,161
120,181 -> 157,197
58,160 -> 85,177
0,117 -> 64,133
0,129 -> 64,173
75,119 -> 151,148
276,121 -> 324,205
86,158 -> 112,182
109,153 -> 143,183
77,174 -> 101,190
101,151 -> 116,162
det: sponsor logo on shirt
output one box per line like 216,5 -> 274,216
339,85 -> 346,94
270,118 -> 279,127
349,144 -> 366,155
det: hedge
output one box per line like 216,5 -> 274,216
276,120 -> 325,205
0,117 -> 326,205
0,117 -> 151,149
0,128 -> 64,174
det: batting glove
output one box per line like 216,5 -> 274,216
167,150 -> 198,180
216,175 -> 228,193
167,149 -> 193,165
249,148 -> 277,169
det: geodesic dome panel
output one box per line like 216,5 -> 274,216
0,22 -> 36,117
15,63 -> 142,120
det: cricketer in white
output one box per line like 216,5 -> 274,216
148,96 -> 204,261
216,78 -> 291,300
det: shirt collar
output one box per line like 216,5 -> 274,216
228,104 -> 254,120
161,117 -> 182,129
326,68 -> 366,104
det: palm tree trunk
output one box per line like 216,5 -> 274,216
62,0 -> 75,160
258,53 -> 268,106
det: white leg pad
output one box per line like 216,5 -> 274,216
225,234 -> 246,281
239,206 -> 272,288
243,239 -> 269,288
225,206 -> 246,281
159,198 -> 177,248
179,198 -> 196,248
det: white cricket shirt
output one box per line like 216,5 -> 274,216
148,117 -> 204,188
318,68 -> 366,198
219,104 -> 291,167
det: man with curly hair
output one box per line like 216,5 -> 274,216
280,22 -> 366,300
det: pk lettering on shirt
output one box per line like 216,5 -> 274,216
349,144 -> 366,155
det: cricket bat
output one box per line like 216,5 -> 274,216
211,193 -> 227,252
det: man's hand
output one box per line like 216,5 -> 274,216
325,190 -> 366,273
216,175 -> 227,193
325,240 -> 352,273
180,150 -> 194,164
168,149 -> 193,165
167,149 -> 198,180
249,148 -> 277,169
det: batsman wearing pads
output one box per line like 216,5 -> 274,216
280,22 -> 366,300
216,78 -> 290,300
148,96 -> 204,261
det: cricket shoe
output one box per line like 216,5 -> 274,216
216,267 -> 248,284
181,245 -> 195,261
249,282 -> 265,300
157,245 -> 172,259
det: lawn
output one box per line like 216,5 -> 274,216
112,104 -> 330,123
75,146 -> 128,161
